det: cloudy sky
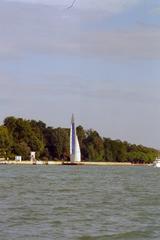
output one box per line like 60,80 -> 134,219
0,0 -> 160,148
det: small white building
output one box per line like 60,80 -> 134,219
15,156 -> 22,161
30,152 -> 36,162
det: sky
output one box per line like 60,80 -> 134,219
0,0 -> 160,148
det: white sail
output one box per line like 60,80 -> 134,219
70,115 -> 81,163
75,134 -> 81,162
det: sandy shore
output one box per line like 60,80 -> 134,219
0,160 -> 150,166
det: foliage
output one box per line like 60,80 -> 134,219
0,116 -> 157,163
3,116 -> 45,159
104,138 -> 127,162
0,126 -> 11,158
103,138 -> 157,163
84,130 -> 104,161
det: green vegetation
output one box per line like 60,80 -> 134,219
0,116 -> 157,163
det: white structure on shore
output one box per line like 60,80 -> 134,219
15,156 -> 22,162
153,157 -> 160,168
30,151 -> 36,163
70,115 -> 81,163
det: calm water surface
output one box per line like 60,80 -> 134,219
0,165 -> 160,240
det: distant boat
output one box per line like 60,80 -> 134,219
153,157 -> 160,168
70,114 -> 81,163
62,114 -> 83,165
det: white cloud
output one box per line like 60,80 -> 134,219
1,1 -> 158,64
0,17 -> 160,59
5,0 -> 68,7
152,6 -> 160,15
76,0 -> 139,13
0,1 -> 160,60
79,28 -> 160,59
5,0 -> 140,13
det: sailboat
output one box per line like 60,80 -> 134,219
63,114 -> 82,165
153,151 -> 160,168
153,157 -> 160,168
70,114 -> 81,163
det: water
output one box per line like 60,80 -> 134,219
0,165 -> 160,240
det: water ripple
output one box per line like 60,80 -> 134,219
0,165 -> 160,239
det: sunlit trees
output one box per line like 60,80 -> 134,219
0,126 -> 11,159
51,128 -> 69,160
0,116 -> 157,163
84,130 -> 104,161
3,117 -> 45,159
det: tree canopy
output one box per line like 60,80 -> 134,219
0,116 -> 157,163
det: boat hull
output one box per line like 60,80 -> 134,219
153,158 -> 160,168
62,161 -> 84,166
32,160 -> 48,165
153,163 -> 160,168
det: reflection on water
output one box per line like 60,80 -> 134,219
0,165 -> 160,240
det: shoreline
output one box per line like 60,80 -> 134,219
0,160 -> 152,166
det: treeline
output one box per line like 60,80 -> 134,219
0,116 -> 157,163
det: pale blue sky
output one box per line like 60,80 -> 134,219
0,0 -> 160,148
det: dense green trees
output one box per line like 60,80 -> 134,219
103,138 -> 156,163
84,130 -> 104,161
4,117 -> 45,160
0,116 -> 157,163
0,126 -> 10,158
104,138 -> 127,162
